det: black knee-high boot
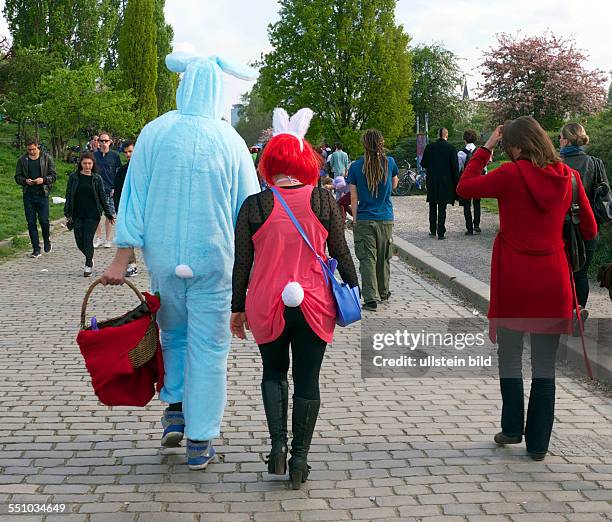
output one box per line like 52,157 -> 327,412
499,378 -> 525,437
288,396 -> 320,490
525,378 -> 555,455
261,380 -> 288,474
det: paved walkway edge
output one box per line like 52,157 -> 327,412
392,235 -> 612,384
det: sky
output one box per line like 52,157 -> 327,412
1,0 -> 610,121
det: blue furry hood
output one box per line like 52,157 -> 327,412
165,52 -> 257,119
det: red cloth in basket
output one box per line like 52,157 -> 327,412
77,292 -> 164,407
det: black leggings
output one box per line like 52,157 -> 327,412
73,217 -> 100,267
258,307 -> 327,400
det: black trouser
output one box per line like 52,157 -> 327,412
73,218 -> 100,267
429,203 -> 447,238
574,238 -> 597,307
23,192 -> 50,252
497,327 -> 559,453
258,307 -> 327,400
463,199 -> 481,233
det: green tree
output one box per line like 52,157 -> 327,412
410,43 -> 463,133
4,0 -> 120,68
0,47 -> 61,144
39,65 -> 140,158
257,0 -> 413,156
587,107 -> 612,181
118,0 -> 158,123
234,88 -> 273,146
607,80 -> 612,105
154,0 -> 177,113
3,0 -> 47,49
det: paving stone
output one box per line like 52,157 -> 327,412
1,227 -> 611,520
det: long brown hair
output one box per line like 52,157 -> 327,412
362,129 -> 388,196
502,116 -> 560,168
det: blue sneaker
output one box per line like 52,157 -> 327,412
187,439 -> 217,470
161,409 -> 185,447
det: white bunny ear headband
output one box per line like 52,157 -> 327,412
272,108 -> 314,151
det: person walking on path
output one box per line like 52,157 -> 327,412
14,139 -> 57,258
102,51 -> 260,471
421,128 -> 459,240
457,129 -> 482,235
230,107 -> 358,490
348,129 -> 398,311
64,153 -> 114,277
328,142 -> 349,179
559,123 -> 610,308
93,132 -> 121,248
112,140 -> 138,277
457,116 -> 597,461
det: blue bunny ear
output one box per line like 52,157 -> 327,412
166,51 -> 199,73
212,56 -> 258,81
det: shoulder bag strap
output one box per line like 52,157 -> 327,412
269,187 -> 332,284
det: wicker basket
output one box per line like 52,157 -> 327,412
80,278 -> 158,369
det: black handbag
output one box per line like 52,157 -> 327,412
564,173 -> 586,273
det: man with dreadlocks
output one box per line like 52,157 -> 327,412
347,129 -> 399,311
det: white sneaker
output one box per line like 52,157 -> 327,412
103,240 -> 113,248
93,237 -> 103,249
84,265 -> 93,277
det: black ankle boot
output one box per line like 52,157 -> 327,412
288,396 -> 320,490
261,380 -> 288,474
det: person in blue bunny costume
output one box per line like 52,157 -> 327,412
102,51 -> 260,470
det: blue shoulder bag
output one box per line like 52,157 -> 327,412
270,187 -> 361,327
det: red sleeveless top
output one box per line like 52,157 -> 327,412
245,185 -> 336,344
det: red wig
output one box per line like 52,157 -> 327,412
258,134 -> 323,187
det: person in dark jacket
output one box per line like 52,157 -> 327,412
421,128 -> 459,239
457,116 -> 597,461
559,123 -> 610,308
64,153 -> 114,277
14,139 -> 57,257
112,141 -> 138,277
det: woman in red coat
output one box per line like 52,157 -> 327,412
457,116 -> 597,461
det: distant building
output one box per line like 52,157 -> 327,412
231,104 -> 244,127
462,76 -> 469,101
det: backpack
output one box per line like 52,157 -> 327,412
590,157 -> 612,225
563,173 -> 587,273
460,147 -> 474,173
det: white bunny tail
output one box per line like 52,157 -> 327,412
281,282 -> 304,307
272,108 -> 291,136
289,108 -> 314,139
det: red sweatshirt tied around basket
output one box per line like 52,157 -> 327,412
76,278 -> 164,407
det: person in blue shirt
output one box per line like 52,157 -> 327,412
347,129 -> 398,311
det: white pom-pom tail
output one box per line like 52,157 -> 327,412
281,282 -> 304,307
175,264 -> 194,279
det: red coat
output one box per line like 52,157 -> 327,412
457,148 -> 597,342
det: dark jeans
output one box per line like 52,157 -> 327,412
73,218 -> 100,267
23,192 -> 50,252
574,238 -> 597,307
258,307 -> 327,400
429,203 -> 447,238
497,327 -> 559,453
463,199 -> 481,232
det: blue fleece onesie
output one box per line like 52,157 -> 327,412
114,52 -> 260,441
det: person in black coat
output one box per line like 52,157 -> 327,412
421,128 -> 459,239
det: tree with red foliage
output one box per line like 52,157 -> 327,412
480,33 -> 607,129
